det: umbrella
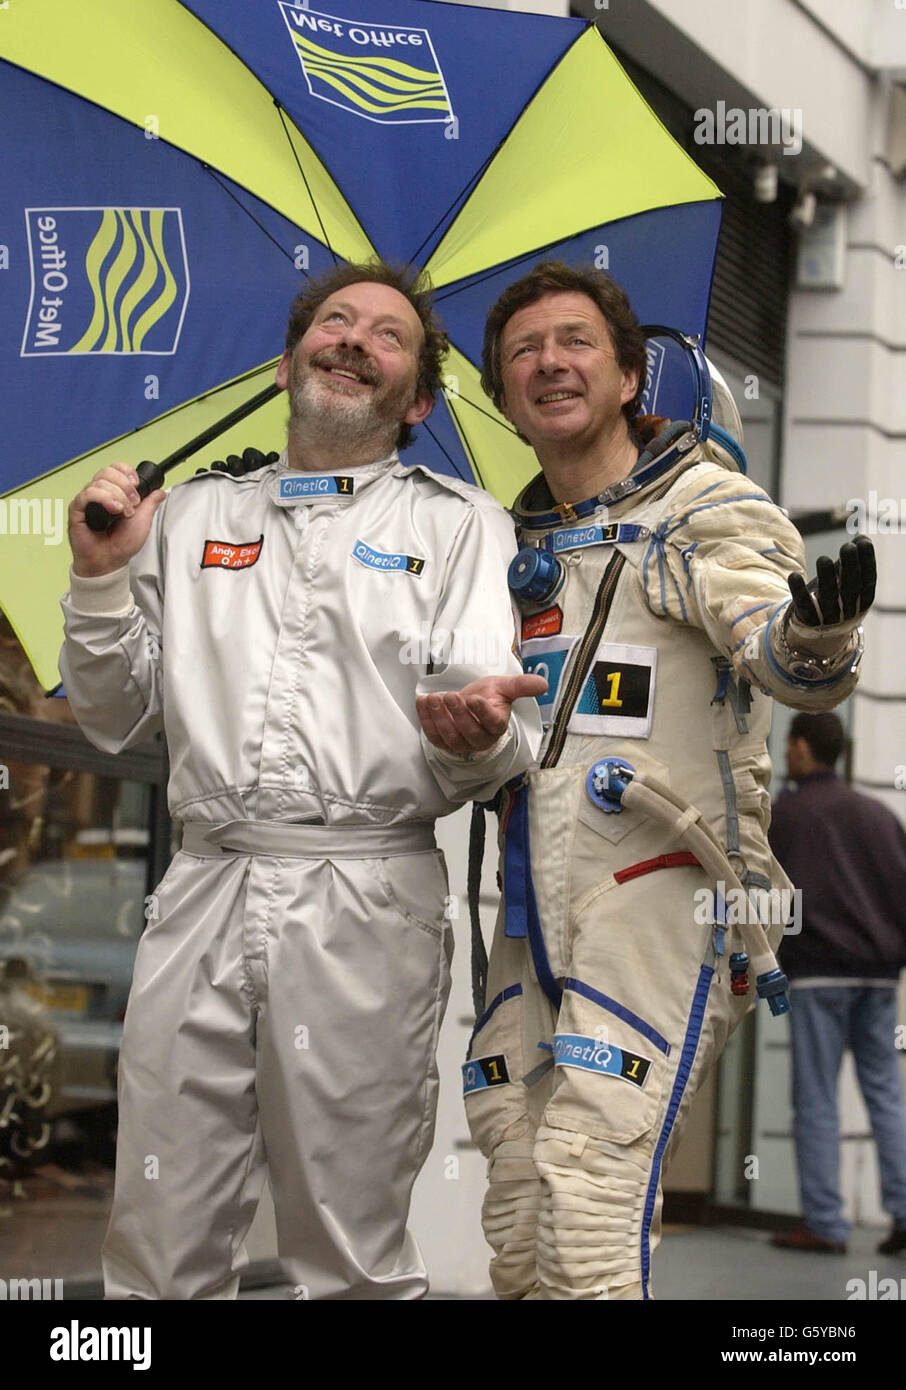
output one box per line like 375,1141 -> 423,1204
0,0 -> 721,690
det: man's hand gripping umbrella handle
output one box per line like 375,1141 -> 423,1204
85,461 -> 166,533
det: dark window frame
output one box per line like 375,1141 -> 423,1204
0,711 -> 172,898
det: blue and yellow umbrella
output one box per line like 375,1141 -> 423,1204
0,0 -> 721,688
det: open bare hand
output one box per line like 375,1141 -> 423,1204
417,673 -> 547,755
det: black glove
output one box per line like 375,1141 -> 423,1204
787,535 -> 876,626
207,447 -> 280,477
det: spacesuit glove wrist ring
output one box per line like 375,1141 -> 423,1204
775,606 -> 864,682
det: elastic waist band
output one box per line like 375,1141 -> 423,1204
181,819 -> 436,859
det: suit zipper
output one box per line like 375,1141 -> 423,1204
538,466 -> 691,770
540,551 -> 625,769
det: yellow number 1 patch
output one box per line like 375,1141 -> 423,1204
568,643 -> 656,739
462,1053 -> 511,1096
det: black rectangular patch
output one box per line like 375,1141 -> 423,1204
462,1053 -> 510,1095
588,661 -> 651,719
619,1051 -> 652,1087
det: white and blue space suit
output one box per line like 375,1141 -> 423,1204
464,403 -> 863,1300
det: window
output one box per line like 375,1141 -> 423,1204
0,609 -> 169,1293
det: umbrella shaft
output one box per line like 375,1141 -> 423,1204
157,381 -> 282,473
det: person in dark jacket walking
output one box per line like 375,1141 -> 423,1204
769,711 -> 906,1255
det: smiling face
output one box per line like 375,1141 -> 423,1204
497,292 -> 640,453
276,281 -> 433,447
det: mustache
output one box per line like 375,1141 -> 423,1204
308,350 -> 380,386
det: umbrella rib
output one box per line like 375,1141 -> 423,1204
420,416 -> 475,487
447,384 -> 522,439
406,27 -> 591,269
203,167 -> 297,266
406,151 -> 495,269
433,239 -> 580,305
275,101 -> 338,266
433,197 -> 723,307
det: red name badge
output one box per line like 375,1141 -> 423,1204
201,535 -> 263,570
521,605 -> 563,640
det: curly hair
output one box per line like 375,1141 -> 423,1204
283,260 -> 449,450
481,260 -> 648,424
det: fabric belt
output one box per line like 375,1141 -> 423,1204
181,819 -> 436,859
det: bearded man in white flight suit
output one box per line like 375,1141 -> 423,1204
60,261 -> 544,1301
449,260 -> 876,1301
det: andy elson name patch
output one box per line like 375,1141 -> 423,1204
201,536 -> 263,570
521,605 -> 563,640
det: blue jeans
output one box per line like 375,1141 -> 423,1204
790,985 -> 906,1244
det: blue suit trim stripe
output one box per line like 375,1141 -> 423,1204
640,965 -> 713,1299
667,561 -> 688,622
661,493 -> 782,542
730,601 -> 773,628
564,979 -> 671,1056
470,983 -> 522,1047
686,481 -> 725,504
656,545 -> 668,615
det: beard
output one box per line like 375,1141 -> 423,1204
287,349 -> 416,454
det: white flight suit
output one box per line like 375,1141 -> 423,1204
59,449 -> 542,1301
464,442 -> 862,1301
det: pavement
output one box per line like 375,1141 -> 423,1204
238,1223 -> 905,1300
3,1167 -> 900,1300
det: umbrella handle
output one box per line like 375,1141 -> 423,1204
84,461 -> 167,533
81,381 -> 283,532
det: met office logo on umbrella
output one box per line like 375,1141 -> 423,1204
279,2 -> 454,125
20,207 -> 190,357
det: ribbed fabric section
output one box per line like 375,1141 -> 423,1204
482,1139 -> 543,1300
533,1125 -> 652,1299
